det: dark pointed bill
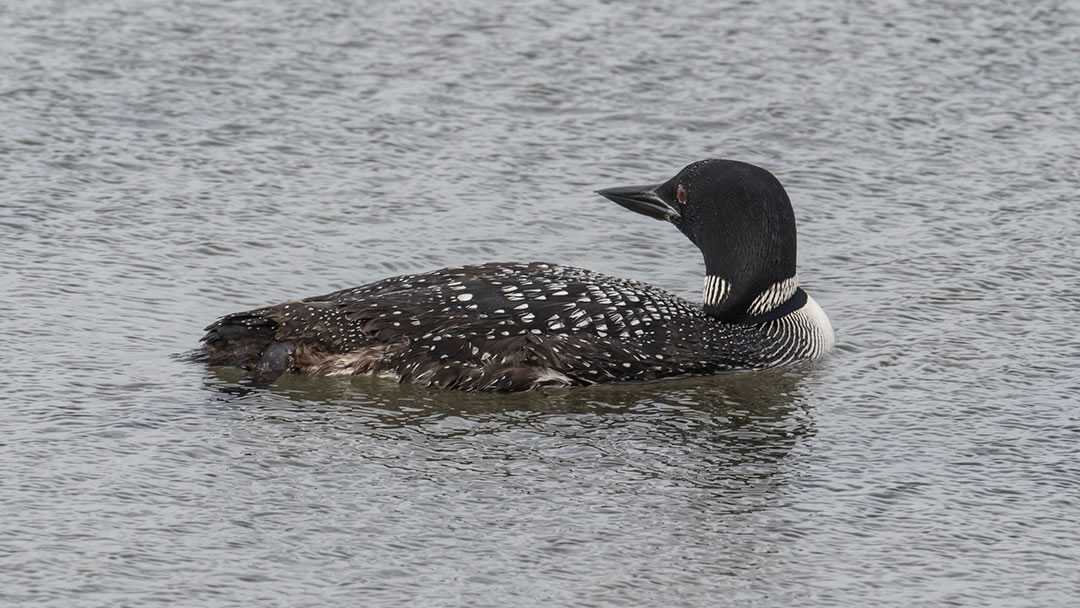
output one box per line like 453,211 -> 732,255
595,183 -> 680,222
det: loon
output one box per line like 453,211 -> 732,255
199,159 -> 834,391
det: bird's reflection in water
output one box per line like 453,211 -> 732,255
203,364 -> 811,422
202,365 -> 819,496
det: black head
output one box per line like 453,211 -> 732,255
596,159 -> 798,321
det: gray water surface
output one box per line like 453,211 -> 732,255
3,0 -> 1079,606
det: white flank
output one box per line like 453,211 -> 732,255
532,368 -> 573,386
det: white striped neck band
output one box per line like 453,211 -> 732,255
746,275 -> 799,316
702,275 -> 730,307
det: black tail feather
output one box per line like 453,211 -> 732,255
200,310 -> 280,369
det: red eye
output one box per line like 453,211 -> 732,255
677,185 -> 687,204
